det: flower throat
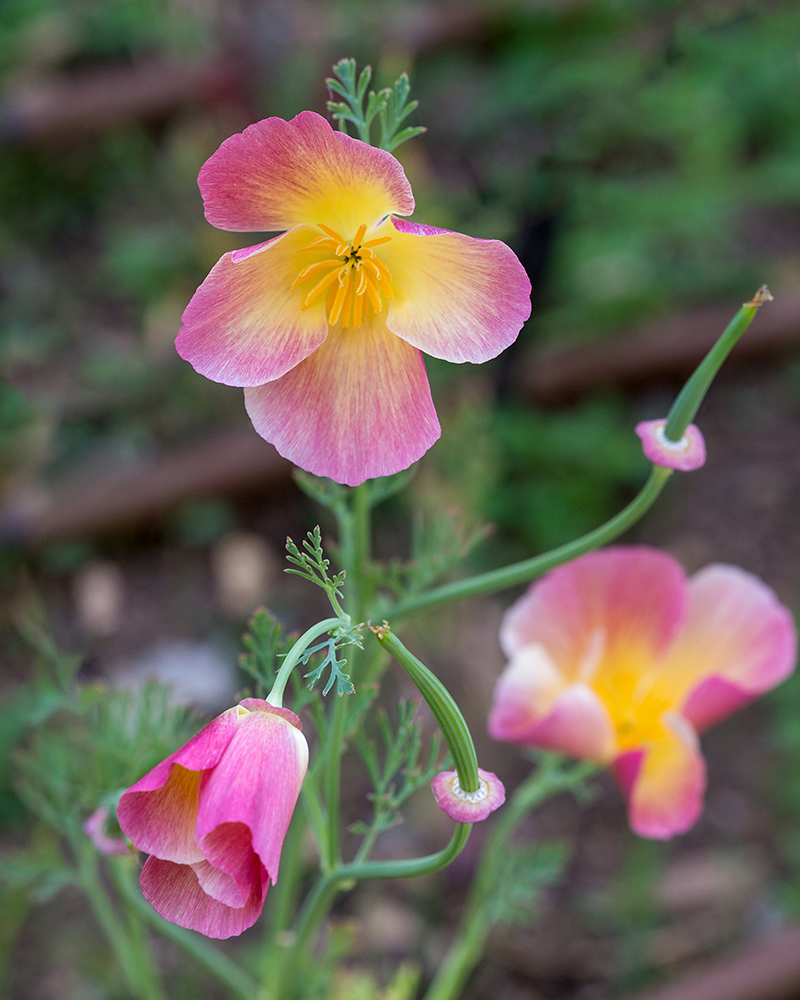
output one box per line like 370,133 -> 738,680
292,224 -> 394,328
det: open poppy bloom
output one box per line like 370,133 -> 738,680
177,111 -> 531,486
118,699 -> 308,938
488,547 -> 796,838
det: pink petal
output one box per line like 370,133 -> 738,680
199,111 -> 415,234
635,419 -> 706,472
140,855 -> 267,939
118,708 -> 240,863
381,217 -> 531,363
191,857 -> 249,908
499,547 -> 688,682
244,313 -> 440,487
614,714 -> 706,840
487,645 -> 567,738
176,225 -> 328,387
666,564 -> 797,731
195,823 -> 259,907
431,768 -> 505,823
195,705 -> 308,883
489,661 -> 616,761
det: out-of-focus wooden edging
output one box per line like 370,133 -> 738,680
0,428 -> 292,546
523,290 -> 800,403
625,924 -> 800,1000
2,289 -> 799,546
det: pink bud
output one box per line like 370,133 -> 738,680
118,699 -> 308,939
635,419 -> 706,471
431,768 -> 505,823
83,807 -> 129,856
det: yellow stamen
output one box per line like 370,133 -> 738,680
373,257 -> 392,283
291,259 -> 341,289
352,284 -> 364,328
318,224 -> 347,242
293,223 -> 394,327
328,269 -> 351,327
341,274 -> 355,327
302,267 -> 342,308
364,275 -> 383,312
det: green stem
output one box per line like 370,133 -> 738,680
111,856 -> 257,1000
424,758 -> 597,1000
75,840 -> 164,1000
388,465 -> 670,620
374,629 -> 480,793
267,617 -> 348,707
665,286 -> 771,441
325,692 -> 347,869
352,483 -> 372,621
293,823 -> 471,958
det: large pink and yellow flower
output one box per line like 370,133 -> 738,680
488,547 -> 796,839
118,698 -> 307,939
177,111 -> 531,486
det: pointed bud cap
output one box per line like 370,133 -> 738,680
431,767 -> 505,823
635,419 -> 706,472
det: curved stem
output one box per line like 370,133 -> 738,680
267,616 -> 348,707
111,855 -> 257,1000
424,758 -> 597,1000
665,287 -> 770,441
389,466 -> 671,620
374,629 -> 480,794
293,824 -> 471,955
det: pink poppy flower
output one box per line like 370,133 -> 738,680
488,547 -> 796,839
177,111 -> 531,486
118,699 -> 308,939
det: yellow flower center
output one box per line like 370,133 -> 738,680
291,224 -> 394,329
577,630 -> 675,751
596,666 -> 673,750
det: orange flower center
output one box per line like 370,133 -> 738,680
292,223 -> 394,329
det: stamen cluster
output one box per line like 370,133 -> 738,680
292,224 -> 393,328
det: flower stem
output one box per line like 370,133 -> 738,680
74,839 -> 165,1000
294,823 -> 472,956
110,855 -> 257,1000
267,616 -> 348,707
664,286 -> 771,441
373,628 -> 480,794
323,485 -> 373,868
424,757 -> 598,1000
388,465 -> 672,620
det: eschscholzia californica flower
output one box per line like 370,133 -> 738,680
118,699 -> 308,939
177,111 -> 531,486
488,547 -> 796,839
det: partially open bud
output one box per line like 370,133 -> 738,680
635,419 -> 706,472
431,768 -> 505,823
84,806 -> 129,856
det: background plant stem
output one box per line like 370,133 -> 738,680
424,757 -> 598,1000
